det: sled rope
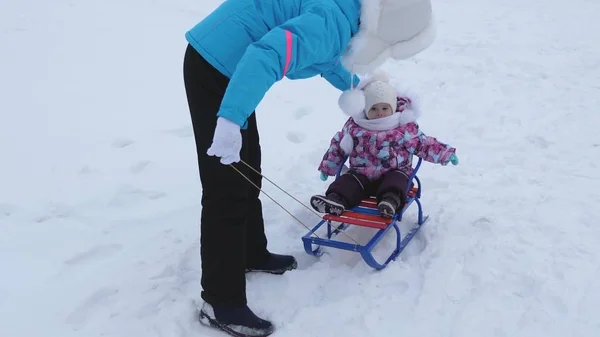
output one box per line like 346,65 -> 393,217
230,160 -> 361,246
228,163 -> 317,236
239,161 -> 323,219
236,160 -> 360,245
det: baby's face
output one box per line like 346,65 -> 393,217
367,103 -> 394,119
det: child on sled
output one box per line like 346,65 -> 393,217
311,73 -> 459,218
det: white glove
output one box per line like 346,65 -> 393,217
207,117 -> 242,165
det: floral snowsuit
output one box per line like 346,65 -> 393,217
315,116 -> 456,212
318,118 -> 456,180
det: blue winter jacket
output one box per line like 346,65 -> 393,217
185,0 -> 361,129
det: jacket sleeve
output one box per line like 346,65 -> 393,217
217,12 -> 343,128
321,60 -> 361,91
318,121 -> 352,176
405,124 -> 456,165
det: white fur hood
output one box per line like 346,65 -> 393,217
341,0 -> 436,73
337,72 -> 423,127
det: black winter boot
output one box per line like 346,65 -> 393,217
377,196 -> 400,218
199,302 -> 275,337
246,253 -> 297,275
310,193 -> 346,215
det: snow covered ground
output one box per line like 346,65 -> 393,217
2,0 -> 600,336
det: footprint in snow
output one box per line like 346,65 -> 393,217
130,160 -> 152,174
112,138 -> 135,148
286,131 -> 306,144
108,186 -> 166,207
149,265 -> 177,280
293,107 -> 311,119
0,203 -> 13,216
165,126 -> 193,138
526,135 -> 552,149
79,165 -> 97,175
65,288 -> 120,327
35,204 -> 73,223
471,216 -> 493,231
64,244 -> 123,266
136,293 -> 174,319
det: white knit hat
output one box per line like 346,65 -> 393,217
362,80 -> 398,113
338,71 -> 399,117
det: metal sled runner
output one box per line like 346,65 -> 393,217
301,157 -> 430,270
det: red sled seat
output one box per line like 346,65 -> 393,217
322,186 -> 419,230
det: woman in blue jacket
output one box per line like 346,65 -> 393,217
183,0 -> 435,335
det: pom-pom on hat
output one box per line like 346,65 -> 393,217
338,88 -> 366,118
337,71 -> 397,117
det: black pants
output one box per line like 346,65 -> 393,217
327,170 -> 410,209
183,44 -> 269,306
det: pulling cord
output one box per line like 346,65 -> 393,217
229,160 -> 361,246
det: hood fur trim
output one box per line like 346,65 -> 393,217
392,83 -> 422,124
338,73 -> 422,124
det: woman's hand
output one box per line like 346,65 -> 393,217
207,117 -> 242,165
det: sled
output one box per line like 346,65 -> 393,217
301,156 -> 429,270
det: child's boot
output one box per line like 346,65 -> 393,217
310,193 -> 346,215
377,193 -> 401,218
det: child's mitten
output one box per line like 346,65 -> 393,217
450,153 -> 459,165
319,171 -> 328,181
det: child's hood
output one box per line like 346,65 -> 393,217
338,72 -> 422,130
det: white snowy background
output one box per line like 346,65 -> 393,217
2,0 -> 600,336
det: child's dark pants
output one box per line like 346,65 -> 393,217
326,170 -> 410,209
183,44 -> 269,307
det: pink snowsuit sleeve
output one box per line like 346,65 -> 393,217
317,120 -> 352,176
406,124 -> 456,165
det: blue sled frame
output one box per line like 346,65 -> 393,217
301,156 -> 430,270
